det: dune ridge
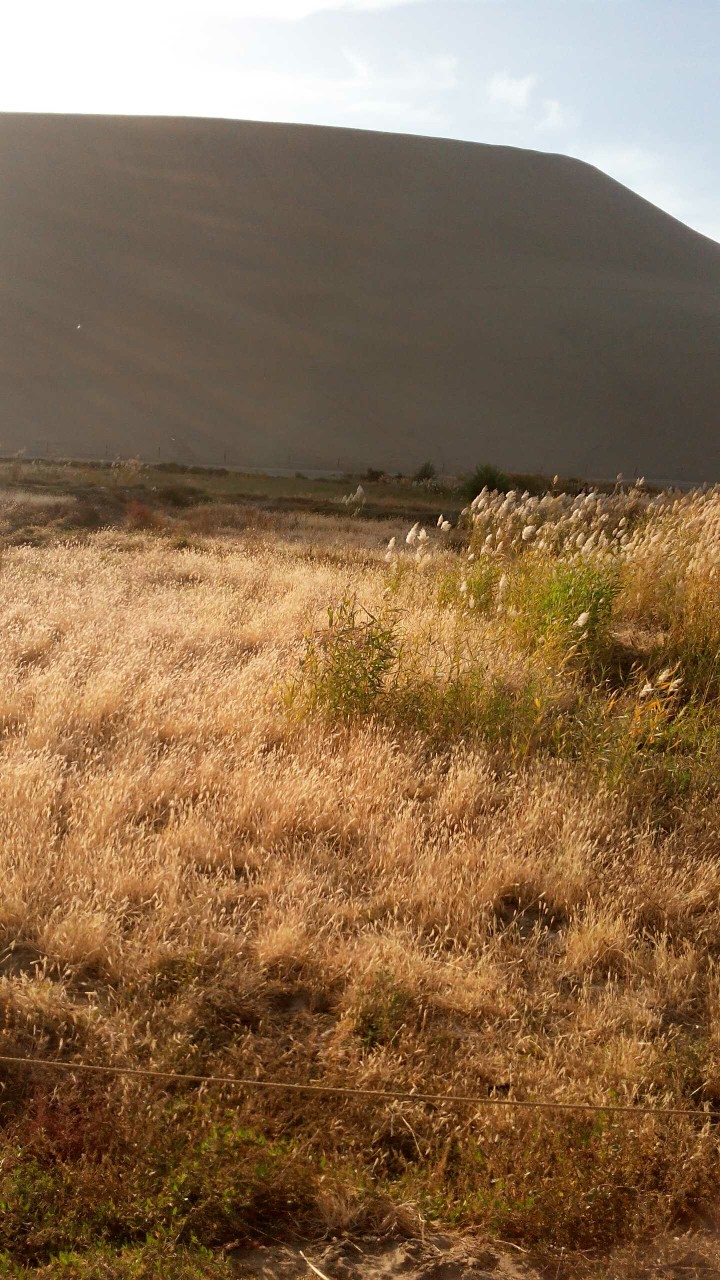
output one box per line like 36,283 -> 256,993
1,113 -> 719,481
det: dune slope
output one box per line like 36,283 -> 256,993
1,113 -> 719,480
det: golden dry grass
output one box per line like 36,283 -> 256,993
2,488 -> 720,1276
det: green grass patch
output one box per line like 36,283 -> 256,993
509,558 -> 620,672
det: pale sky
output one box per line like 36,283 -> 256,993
3,0 -> 719,242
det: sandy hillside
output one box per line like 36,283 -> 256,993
0,113 -> 719,481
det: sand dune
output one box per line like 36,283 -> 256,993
1,113 -> 719,481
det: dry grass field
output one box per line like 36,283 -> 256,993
2,471 -> 720,1277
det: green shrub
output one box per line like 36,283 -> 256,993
157,486 -> 207,508
289,599 -> 542,750
354,972 -> 416,1048
290,599 -> 399,720
512,472 -> 554,498
392,668 -> 540,749
510,559 -> 619,671
437,559 -> 502,615
4,1236 -> 235,1277
413,461 -> 437,483
462,463 -> 512,500
0,1094 -> 321,1267
666,577 -> 720,695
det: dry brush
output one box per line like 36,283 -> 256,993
1,485 -> 720,1273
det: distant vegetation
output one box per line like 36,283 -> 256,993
462,462 -> 512,498
413,459 -> 437,483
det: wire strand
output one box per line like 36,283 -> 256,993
0,1052 -> 710,1121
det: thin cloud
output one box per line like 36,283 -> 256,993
179,0 -> 429,16
1,0 -> 457,125
486,72 -> 537,112
344,98 -> 448,125
203,51 -> 459,130
4,0 -> 427,39
536,98 -> 566,132
485,71 -> 571,135
342,50 -> 458,92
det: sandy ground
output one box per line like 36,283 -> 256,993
1,114 -> 719,482
231,1236 -> 538,1280
229,1234 -> 720,1279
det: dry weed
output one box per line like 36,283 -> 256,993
1,490 -> 720,1272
